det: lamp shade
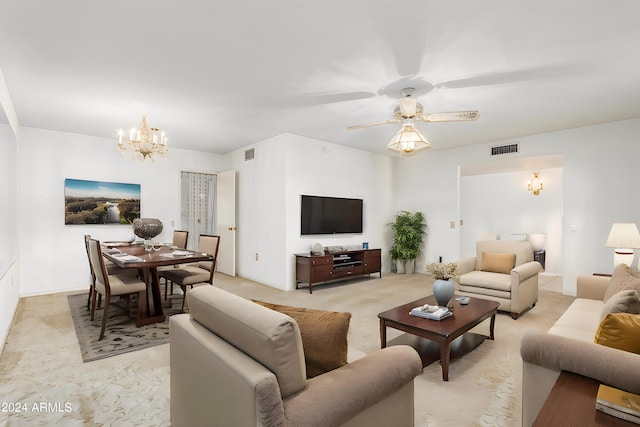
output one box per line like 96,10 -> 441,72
387,124 -> 431,155
605,223 -> 640,249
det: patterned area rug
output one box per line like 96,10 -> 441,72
67,293 -> 183,362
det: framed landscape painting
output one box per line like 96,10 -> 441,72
64,178 -> 141,225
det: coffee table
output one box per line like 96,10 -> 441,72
378,295 -> 499,381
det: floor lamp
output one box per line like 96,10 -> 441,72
605,223 -> 640,268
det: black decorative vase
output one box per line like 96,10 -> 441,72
133,218 -> 163,250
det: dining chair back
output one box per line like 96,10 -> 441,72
84,234 -> 138,309
84,234 -> 96,310
172,230 -> 189,249
195,234 -> 221,277
87,238 -> 148,340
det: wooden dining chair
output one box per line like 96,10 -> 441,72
172,230 -> 189,250
159,234 -> 220,312
87,238 -> 148,341
84,234 -> 138,310
161,230 -> 190,299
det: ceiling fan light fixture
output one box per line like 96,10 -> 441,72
398,98 -> 417,117
387,123 -> 431,155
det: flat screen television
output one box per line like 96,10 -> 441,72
301,195 -> 363,235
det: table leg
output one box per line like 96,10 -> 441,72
440,341 -> 451,381
137,267 -> 166,326
489,313 -> 496,340
380,319 -> 387,349
149,267 -> 164,317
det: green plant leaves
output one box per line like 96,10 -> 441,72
388,210 -> 427,260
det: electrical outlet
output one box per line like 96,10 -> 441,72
255,253 -> 259,261
450,221 -> 455,229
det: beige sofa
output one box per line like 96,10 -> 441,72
455,240 -> 543,319
520,273 -> 640,426
170,286 -> 423,427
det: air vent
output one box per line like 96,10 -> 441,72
491,143 -> 519,156
244,148 -> 255,161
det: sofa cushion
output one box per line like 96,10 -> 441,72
547,298 -> 604,342
594,313 -> 640,354
459,270 -> 512,292
604,264 -> 640,302
254,301 -> 351,378
186,286 -> 307,398
600,290 -> 640,320
480,252 -> 516,274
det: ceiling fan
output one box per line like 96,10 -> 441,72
348,87 -> 479,155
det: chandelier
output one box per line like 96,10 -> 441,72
116,115 -> 168,161
387,119 -> 431,155
527,172 -> 543,195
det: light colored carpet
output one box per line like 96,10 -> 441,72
0,273 -> 572,426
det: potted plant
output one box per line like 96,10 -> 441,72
388,210 -> 427,274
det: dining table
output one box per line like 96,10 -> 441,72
101,242 -> 213,325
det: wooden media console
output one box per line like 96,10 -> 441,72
294,248 -> 381,293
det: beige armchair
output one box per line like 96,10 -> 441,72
170,286 -> 423,427
455,240 -> 543,319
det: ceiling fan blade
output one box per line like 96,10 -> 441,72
435,65 -> 580,90
348,119 -> 400,130
297,91 -> 377,106
420,111 -> 479,122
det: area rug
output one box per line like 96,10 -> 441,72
67,293 -> 183,362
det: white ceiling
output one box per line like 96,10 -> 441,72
1,1 -> 640,156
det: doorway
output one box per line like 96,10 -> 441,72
181,171 -> 216,251
180,170 -> 236,276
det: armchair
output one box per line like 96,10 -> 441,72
455,240 -> 543,319
170,286 -> 423,427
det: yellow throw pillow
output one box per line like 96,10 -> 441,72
594,313 -> 640,354
480,252 -> 516,274
253,301 -> 351,378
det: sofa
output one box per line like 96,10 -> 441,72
169,286 -> 423,427
520,266 -> 640,426
455,240 -> 543,319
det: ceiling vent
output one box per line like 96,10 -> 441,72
491,143 -> 519,156
244,148 -> 255,161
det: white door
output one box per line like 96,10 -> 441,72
216,169 -> 236,276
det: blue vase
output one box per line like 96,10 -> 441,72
432,279 -> 455,307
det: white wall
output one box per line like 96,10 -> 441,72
460,167 -> 563,274
395,118 -> 640,295
0,123 -> 19,350
230,133 -> 394,291
11,118 -> 640,300
17,127 -> 228,296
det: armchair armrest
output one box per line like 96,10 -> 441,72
576,275 -> 609,300
521,329 -> 640,394
283,345 -> 422,426
455,257 -> 477,276
512,261 -> 542,283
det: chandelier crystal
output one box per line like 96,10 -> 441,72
116,114 -> 168,161
387,120 -> 431,155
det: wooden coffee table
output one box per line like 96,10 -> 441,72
378,295 -> 499,381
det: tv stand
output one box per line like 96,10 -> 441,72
295,248 -> 381,294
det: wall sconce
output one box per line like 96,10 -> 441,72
527,172 -> 543,196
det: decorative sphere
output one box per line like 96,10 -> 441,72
133,218 -> 163,239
